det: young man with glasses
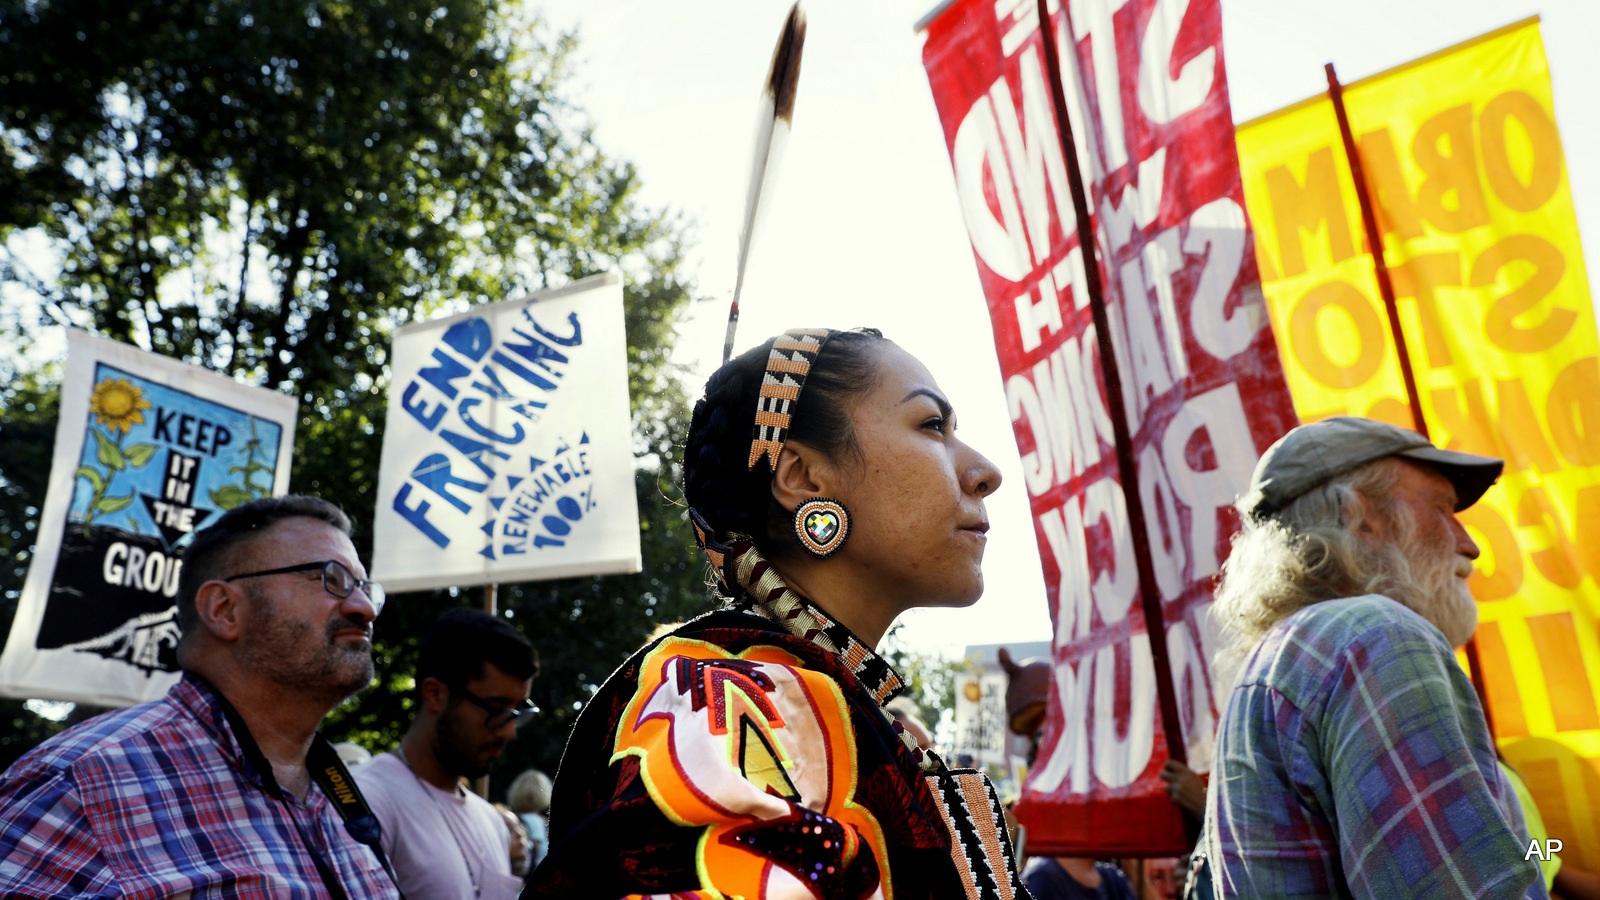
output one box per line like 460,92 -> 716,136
0,495 -> 399,899
355,607 -> 538,900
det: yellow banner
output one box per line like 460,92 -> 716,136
1237,17 -> 1600,870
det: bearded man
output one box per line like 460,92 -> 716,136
0,496 -> 399,898
355,608 -> 537,900
1200,417 -> 1546,899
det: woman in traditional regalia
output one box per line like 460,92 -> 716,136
525,328 -> 1029,899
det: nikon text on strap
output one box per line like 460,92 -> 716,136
192,674 -> 405,899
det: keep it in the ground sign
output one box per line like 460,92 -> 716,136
0,330 -> 297,707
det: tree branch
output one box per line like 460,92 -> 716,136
224,197 -> 257,373
0,248 -> 68,310
108,118 -> 153,347
265,209 -> 311,388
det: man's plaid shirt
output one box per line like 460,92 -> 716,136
0,673 -> 399,898
1205,595 -> 1546,899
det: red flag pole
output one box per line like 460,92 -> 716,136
1323,64 -> 1427,435
1324,63 -> 1495,739
1034,0 -> 1195,836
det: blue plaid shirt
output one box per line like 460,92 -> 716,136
0,673 -> 398,898
1205,595 -> 1545,899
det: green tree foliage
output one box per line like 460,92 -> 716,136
0,369 -> 71,766
0,0 -> 716,779
880,625 -> 969,747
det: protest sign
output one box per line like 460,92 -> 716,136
953,669 -> 1012,769
0,330 -> 296,707
921,0 -> 1297,854
1237,17 -> 1600,867
952,641 -> 1050,778
372,273 -> 641,593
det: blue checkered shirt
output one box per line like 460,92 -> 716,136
1205,595 -> 1546,899
0,673 -> 399,898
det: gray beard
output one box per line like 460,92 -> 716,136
1393,529 -> 1478,648
238,589 -> 375,704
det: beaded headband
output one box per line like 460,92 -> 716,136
691,327 -> 839,594
748,328 -> 837,471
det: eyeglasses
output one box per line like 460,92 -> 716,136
450,684 -> 538,729
224,559 -> 386,615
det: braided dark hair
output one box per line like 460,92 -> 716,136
683,328 -> 887,557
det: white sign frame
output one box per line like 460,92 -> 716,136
0,330 -> 297,707
371,273 -> 642,593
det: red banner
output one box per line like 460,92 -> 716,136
920,0 -> 1298,854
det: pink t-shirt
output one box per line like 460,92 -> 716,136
354,752 -> 521,900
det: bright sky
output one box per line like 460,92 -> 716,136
531,0 -> 1600,659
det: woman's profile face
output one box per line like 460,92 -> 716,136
831,342 -> 1002,610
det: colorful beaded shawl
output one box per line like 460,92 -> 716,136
524,555 -> 1029,900
526,616 -> 956,896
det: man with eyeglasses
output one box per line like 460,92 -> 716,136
0,495 -> 400,899
355,607 -> 538,899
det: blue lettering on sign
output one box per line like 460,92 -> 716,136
501,327 -> 570,377
400,383 -> 446,430
151,408 -> 235,456
474,435 -> 596,559
470,365 -> 518,400
418,348 -> 473,400
391,306 -> 586,549
531,311 -> 583,346
394,485 -> 450,548
438,430 -> 511,479
443,318 -> 493,361
410,454 -> 487,513
488,349 -> 557,392
458,398 -> 525,445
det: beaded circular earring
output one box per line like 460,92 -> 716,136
793,497 -> 850,558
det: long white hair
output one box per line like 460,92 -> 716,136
1210,457 -> 1459,684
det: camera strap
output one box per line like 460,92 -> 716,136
192,675 -> 405,899
306,734 -> 405,897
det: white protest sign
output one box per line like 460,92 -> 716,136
372,273 -> 641,592
953,669 -> 1012,767
0,330 -> 296,707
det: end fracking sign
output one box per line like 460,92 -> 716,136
371,273 -> 642,593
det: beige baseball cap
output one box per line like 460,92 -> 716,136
1240,416 -> 1503,519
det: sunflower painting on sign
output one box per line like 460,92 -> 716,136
77,377 -> 160,532
0,331 -> 297,707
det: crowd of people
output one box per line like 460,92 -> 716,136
0,327 -> 1588,898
